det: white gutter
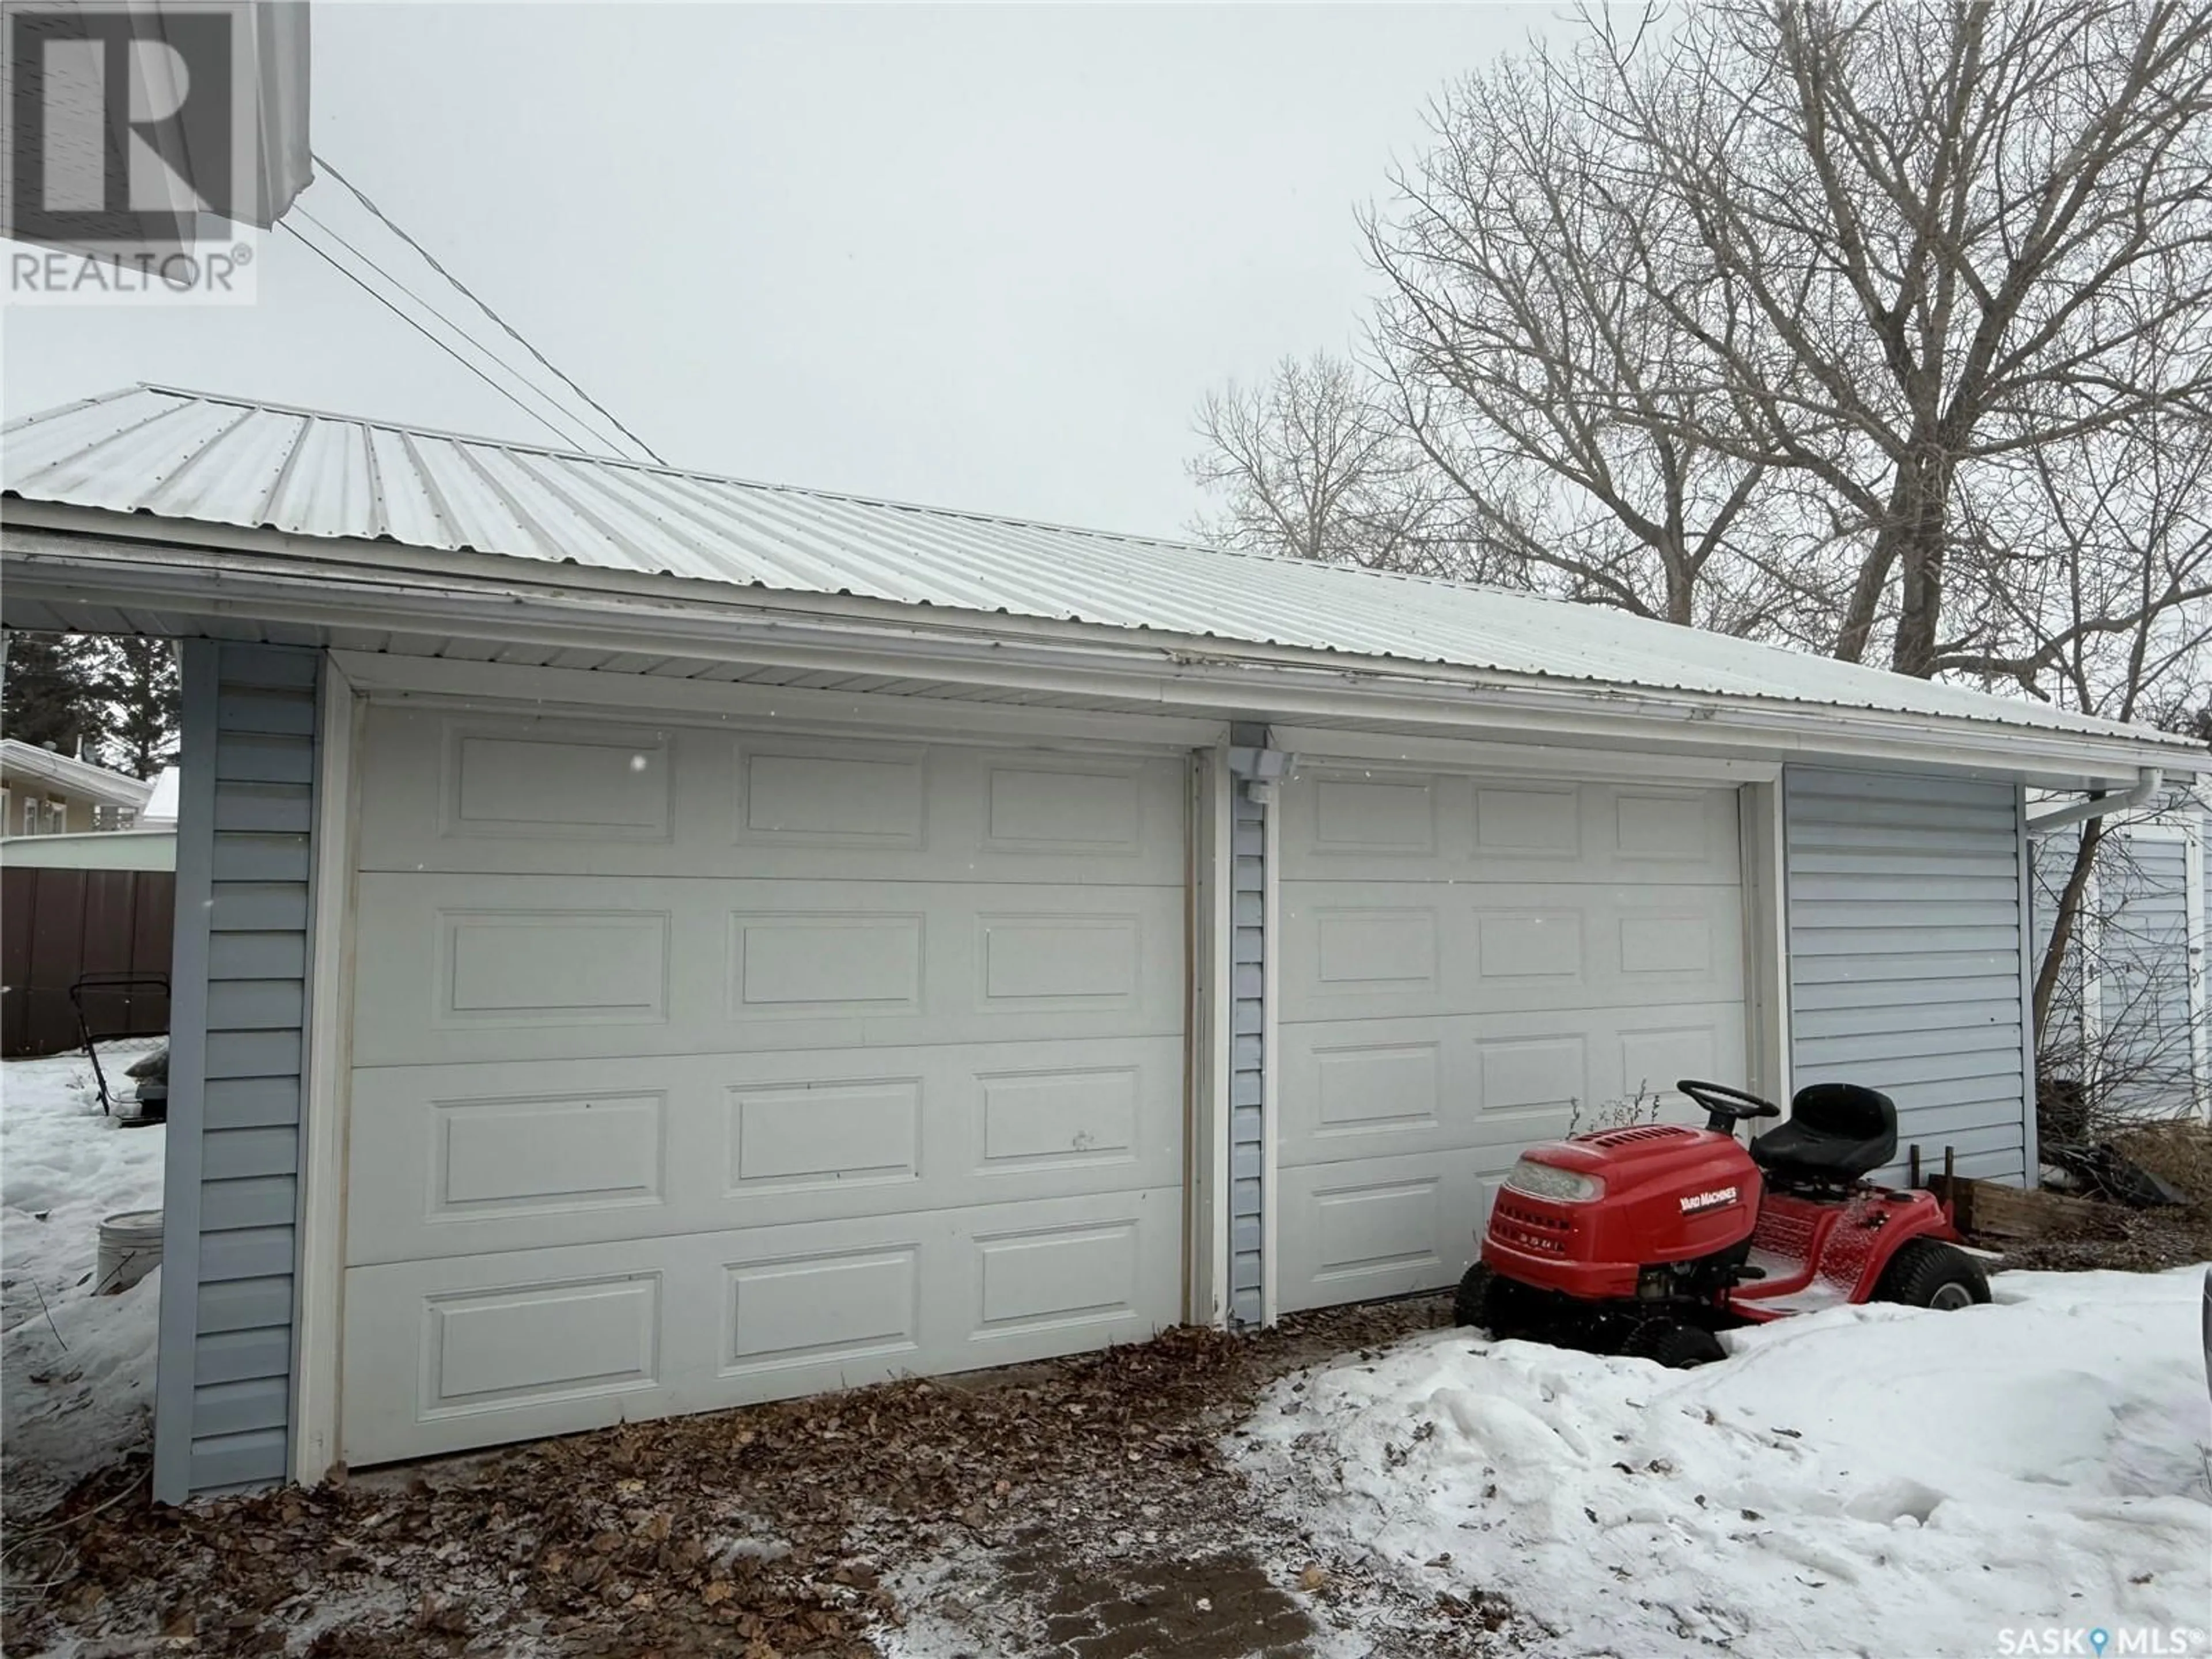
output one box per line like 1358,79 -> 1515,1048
5,517 -> 2200,784
0,738 -> 156,806
2026,768 -> 2165,834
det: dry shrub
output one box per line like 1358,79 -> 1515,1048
2109,1119 -> 2212,1206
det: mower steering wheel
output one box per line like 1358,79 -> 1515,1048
1678,1079 -> 1782,1135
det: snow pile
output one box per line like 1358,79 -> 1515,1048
2,1049 -> 166,1508
1237,1270 -> 2212,1658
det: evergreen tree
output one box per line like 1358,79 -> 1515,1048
0,631 -> 101,755
91,637 -> 181,778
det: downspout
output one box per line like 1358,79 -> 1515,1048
2025,768 -> 2163,835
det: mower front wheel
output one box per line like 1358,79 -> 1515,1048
1874,1238 -> 1991,1311
1453,1263 -> 1544,1338
1622,1317 -> 1725,1369
1453,1263 -> 1487,1327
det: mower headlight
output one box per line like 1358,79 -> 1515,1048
1503,1158 -> 1604,1203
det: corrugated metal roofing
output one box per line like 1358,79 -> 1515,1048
1,384 -> 2192,751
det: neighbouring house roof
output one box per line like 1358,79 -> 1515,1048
0,738 -> 155,808
141,764 -> 180,826
2,384 -> 2200,766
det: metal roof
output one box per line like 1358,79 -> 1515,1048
1,384 -> 2193,752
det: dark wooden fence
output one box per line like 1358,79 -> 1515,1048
1,866 -> 173,1058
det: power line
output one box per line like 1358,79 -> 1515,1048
279,214 -> 609,456
311,151 -> 667,465
283,210 -> 606,454
289,201 -> 625,455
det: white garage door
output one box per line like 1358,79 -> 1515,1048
340,704 -> 1187,1464
1276,767 -> 1746,1312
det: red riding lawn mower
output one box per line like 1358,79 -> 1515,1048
1457,1078 -> 1991,1367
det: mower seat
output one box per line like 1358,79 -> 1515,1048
1748,1084 -> 1897,1185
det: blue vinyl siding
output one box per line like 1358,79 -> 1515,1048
154,642 -> 319,1501
1784,767 -> 2032,1186
1227,728 -> 1267,1327
2101,836 -> 2196,1110
2033,823 -> 2202,1117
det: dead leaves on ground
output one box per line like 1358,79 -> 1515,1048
7,1300 -> 1437,1656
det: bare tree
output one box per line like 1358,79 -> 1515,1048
1365,42 -> 1802,635
1600,0 -> 2212,673
1972,389 -> 2212,1041
1185,353 -> 1453,574
2146,696 -> 2211,744
1942,418 -> 2212,703
1191,0 -> 2212,676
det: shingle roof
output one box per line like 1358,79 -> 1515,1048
3,384 -> 2195,752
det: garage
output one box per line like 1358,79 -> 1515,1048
13,389 -> 2183,1503
336,701 -> 1191,1464
1272,766 -> 1748,1313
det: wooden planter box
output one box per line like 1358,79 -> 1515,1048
1927,1174 -> 2128,1243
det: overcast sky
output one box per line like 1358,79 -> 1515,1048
3,4 -> 1559,540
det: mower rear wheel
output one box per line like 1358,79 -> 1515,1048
1621,1317 -> 1726,1369
1874,1238 -> 1991,1311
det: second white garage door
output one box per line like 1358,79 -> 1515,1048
1275,767 -> 1747,1312
339,704 -> 1187,1464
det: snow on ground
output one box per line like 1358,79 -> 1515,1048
2,1047 -> 166,1510
1237,1269 -> 2212,1659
